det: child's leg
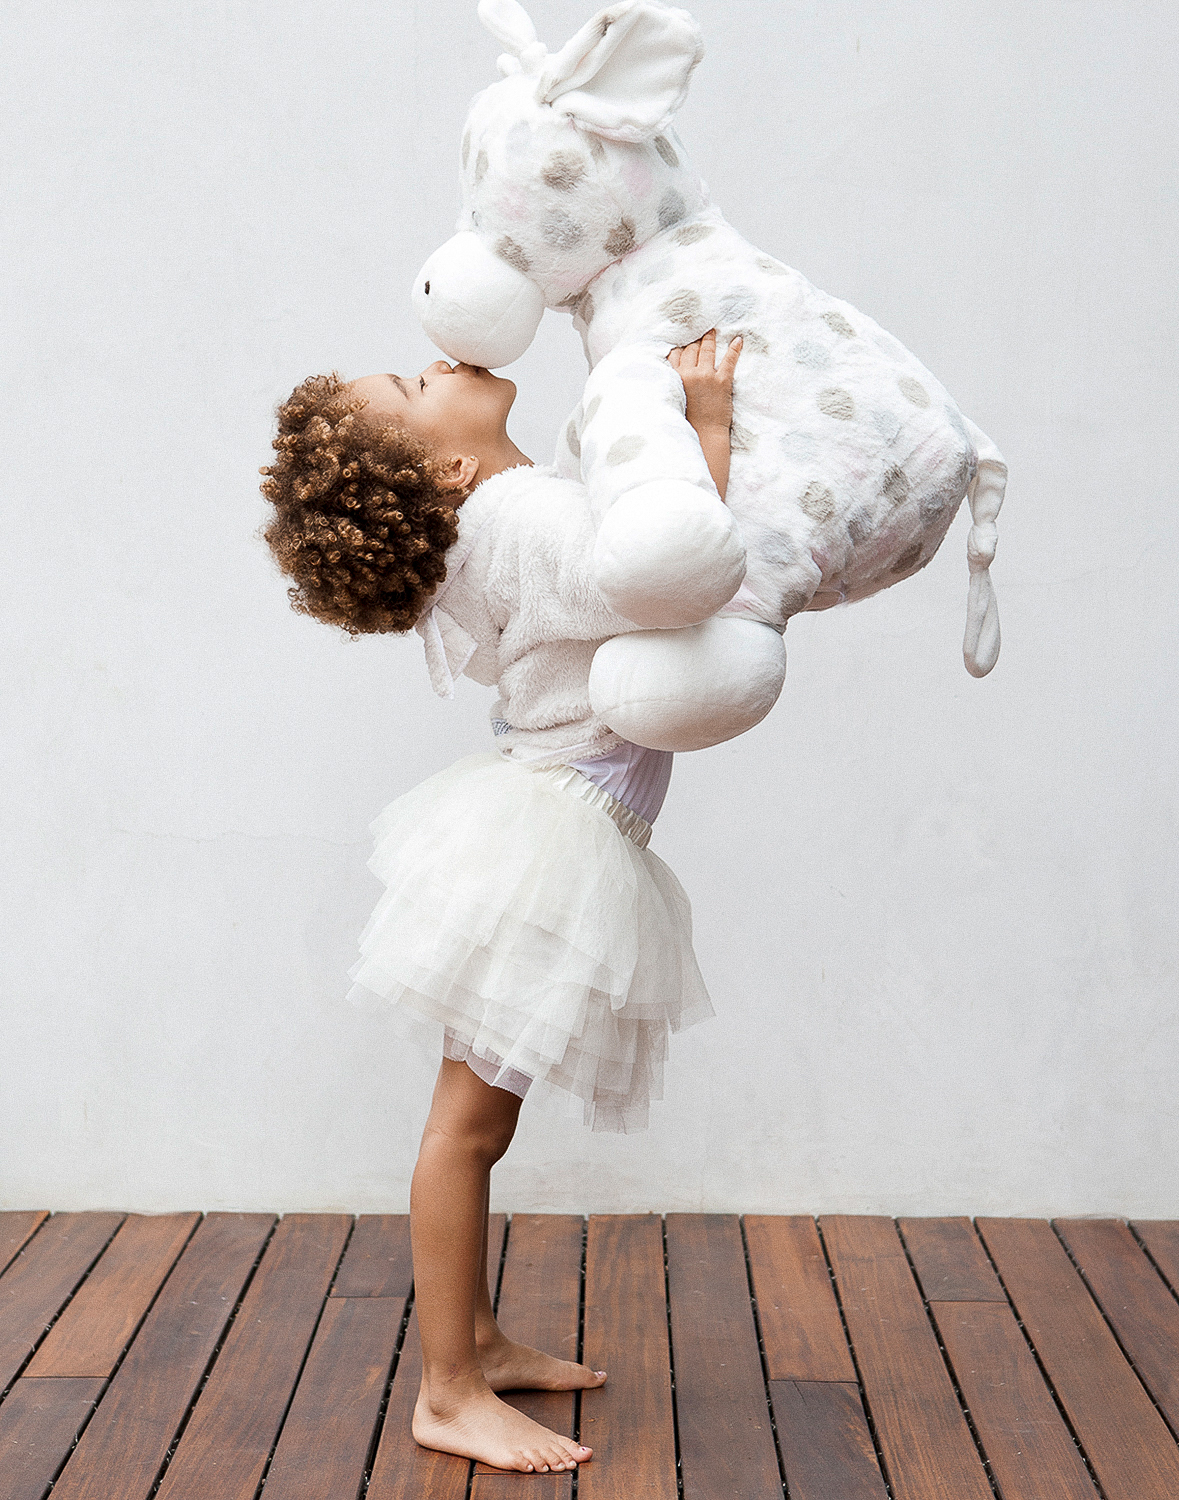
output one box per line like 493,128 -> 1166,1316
410,1058 -> 601,1472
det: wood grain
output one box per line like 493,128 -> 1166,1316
769,1380 -> 888,1500
366,1215 -> 508,1500
577,1216 -> 677,1500
331,1215 -> 412,1299
0,1375 -> 105,1500
0,1213 -> 124,1392
745,1214 -> 856,1381
821,1215 -> 992,1500
1132,1221 -> 1179,1293
899,1217 -> 1007,1302
48,1213 -> 275,1500
1054,1218 -> 1179,1434
473,1213 -> 584,1496
977,1217 -> 1179,1500
0,1213 -> 49,1280
154,1213 -> 351,1500
261,1294 -> 404,1500
27,1214 -> 198,1377
666,1213 -> 782,1500
930,1299 -> 1099,1499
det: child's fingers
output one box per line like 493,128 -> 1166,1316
700,328 -> 717,368
666,346 -> 682,368
719,334 -> 744,378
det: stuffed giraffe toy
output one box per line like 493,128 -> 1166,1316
413,0 -> 1007,750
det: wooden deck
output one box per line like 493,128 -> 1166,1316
2,1212 -> 1179,1499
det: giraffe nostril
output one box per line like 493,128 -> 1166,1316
424,280 -> 430,295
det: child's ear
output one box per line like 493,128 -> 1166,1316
541,1 -> 704,143
439,455 -> 481,495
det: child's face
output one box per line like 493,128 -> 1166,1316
349,362 -> 516,461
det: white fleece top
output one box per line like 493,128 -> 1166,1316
414,463 -> 648,765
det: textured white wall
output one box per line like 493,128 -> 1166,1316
3,0 -> 1176,1216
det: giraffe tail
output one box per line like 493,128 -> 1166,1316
961,418 -> 1007,677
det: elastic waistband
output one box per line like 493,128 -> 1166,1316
537,764 -> 653,850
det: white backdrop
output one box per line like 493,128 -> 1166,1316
3,0 -> 1176,1216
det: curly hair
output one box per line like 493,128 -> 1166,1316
259,373 -> 462,636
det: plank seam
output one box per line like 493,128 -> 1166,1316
361,1286 -> 417,1497
1127,1223 -> 1179,1306
1050,1220 -> 1179,1447
894,1221 -> 1000,1500
661,1216 -> 685,1500
737,1216 -> 788,1498
571,1213 -> 588,1500
142,1214 -> 281,1499
814,1219 -> 896,1500
0,1212 -> 127,1404
242,1214 -> 360,1500
971,1220 -> 1111,1500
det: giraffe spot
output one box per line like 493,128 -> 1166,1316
604,217 -> 636,257
881,465 -> 910,505
654,134 -> 679,167
607,434 -> 646,465
474,148 -> 489,184
542,208 -> 585,248
872,409 -> 902,443
822,310 -> 857,338
461,131 -> 471,168
739,329 -> 770,355
585,395 -> 602,423
659,289 -> 703,326
718,288 -> 756,322
846,507 -> 874,543
898,375 -> 930,407
577,292 -> 595,325
892,543 -> 923,574
496,236 -> 530,274
674,222 -> 713,247
565,419 -> 581,458
817,388 -> 856,420
757,256 -> 791,276
542,150 -> 586,191
587,133 -> 607,161
658,188 -> 687,230
730,422 -> 757,455
799,480 -> 836,521
793,341 -> 828,369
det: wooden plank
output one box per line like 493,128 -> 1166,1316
366,1214 -> 507,1500
27,1214 -> 198,1377
154,1213 -> 352,1500
473,1213 -> 584,1495
665,1213 -> 782,1500
0,1213 -> 124,1393
0,1213 -> 49,1279
1055,1218 -> 1179,1434
260,1294 -> 404,1500
899,1216 -> 1007,1302
745,1215 -> 856,1380
331,1215 -> 412,1298
1131,1221 -> 1179,1295
977,1217 -> 1179,1500
577,1215 -> 676,1500
0,1375 -> 105,1500
930,1300 -> 1099,1500
768,1381 -> 888,1500
48,1212 -> 275,1500
821,1215 -> 992,1500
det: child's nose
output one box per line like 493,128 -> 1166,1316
424,359 -> 454,376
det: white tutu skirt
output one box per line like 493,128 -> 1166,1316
347,753 -> 713,1132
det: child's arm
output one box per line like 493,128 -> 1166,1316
667,330 -> 743,501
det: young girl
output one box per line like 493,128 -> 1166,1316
260,332 -> 741,1474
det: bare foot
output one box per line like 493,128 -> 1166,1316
413,1380 -> 593,1472
479,1331 -> 608,1393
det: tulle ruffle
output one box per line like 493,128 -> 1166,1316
347,753 -> 713,1131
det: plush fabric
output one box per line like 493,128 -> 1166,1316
415,0 -> 1007,748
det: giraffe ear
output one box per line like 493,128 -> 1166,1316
477,0 -> 538,55
541,1 -> 704,143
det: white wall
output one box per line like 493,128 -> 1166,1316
3,0 -> 1176,1216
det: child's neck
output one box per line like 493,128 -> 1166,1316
473,437 -> 533,488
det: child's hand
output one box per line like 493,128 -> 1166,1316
667,329 -> 743,501
667,329 -> 743,436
